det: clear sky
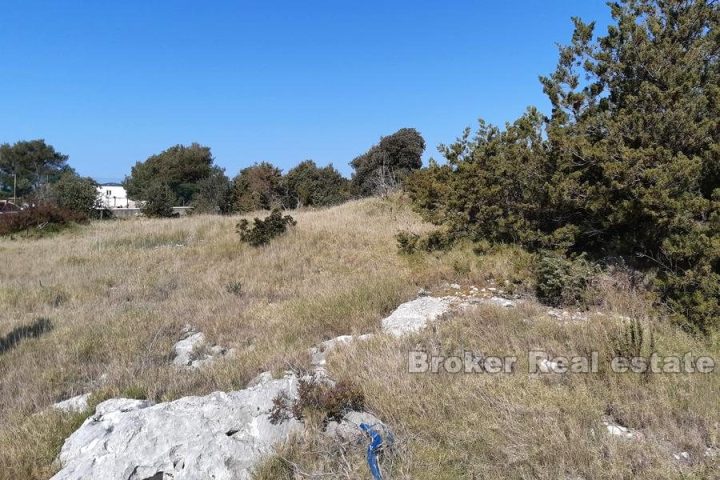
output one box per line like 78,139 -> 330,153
1,0 -> 612,182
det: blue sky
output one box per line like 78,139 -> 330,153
1,0 -> 611,182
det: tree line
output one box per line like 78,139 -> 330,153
0,128 -> 425,217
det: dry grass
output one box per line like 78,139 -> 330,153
1,196 -> 717,479
273,292 -> 720,479
0,196 -> 477,479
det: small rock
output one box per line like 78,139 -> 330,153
449,283 -> 461,290
602,420 -> 643,440
53,394 -> 90,414
486,296 -> 516,308
172,330 -> 234,369
417,288 -> 430,297
325,411 -> 389,444
673,451 -> 690,462
172,331 -> 206,367
309,334 -> 373,369
246,371 -> 274,388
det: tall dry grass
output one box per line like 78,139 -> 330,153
0,197 -> 449,478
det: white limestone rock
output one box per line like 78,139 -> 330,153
172,330 -> 235,369
309,334 -> 374,370
381,297 -> 453,337
52,394 -> 91,414
602,420 -> 643,440
51,373 -> 301,480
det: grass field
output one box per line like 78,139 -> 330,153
1,197 -> 718,479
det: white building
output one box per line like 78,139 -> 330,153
97,184 -> 136,209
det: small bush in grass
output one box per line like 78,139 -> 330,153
610,317 -> 655,360
237,209 -> 296,246
0,204 -> 86,237
270,379 -> 364,426
534,252 -> 599,307
225,281 -> 243,296
396,229 -> 454,254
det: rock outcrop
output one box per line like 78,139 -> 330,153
172,328 -> 235,369
51,373 -> 301,480
381,296 -> 453,336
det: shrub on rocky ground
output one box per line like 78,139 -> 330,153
270,379 -> 364,426
534,252 -> 600,308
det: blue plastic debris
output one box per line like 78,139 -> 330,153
360,423 -> 384,480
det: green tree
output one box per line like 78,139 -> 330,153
141,183 -> 176,218
540,0 -> 719,331
0,140 -> 72,199
51,174 -> 100,214
191,166 -> 233,214
407,109 -> 553,247
283,160 -> 349,208
124,143 -> 214,205
408,0 -> 720,332
232,162 -> 283,212
350,128 -> 425,196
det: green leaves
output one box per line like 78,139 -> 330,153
407,0 -> 720,332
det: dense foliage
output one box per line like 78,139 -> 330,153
407,0 -> 720,333
0,140 -> 73,200
237,209 -> 296,246
50,174 -> 100,215
351,128 -> 425,196
232,162 -> 284,213
124,143 -> 215,205
283,160 -> 349,208
140,183 -> 176,218
191,166 -> 233,214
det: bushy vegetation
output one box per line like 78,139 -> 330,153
237,209 -> 296,246
270,378 -> 365,425
351,128 -> 425,196
0,204 -> 87,237
124,143 -> 217,206
534,252 -> 599,308
50,174 -> 100,215
140,183 -> 176,218
282,160 -> 349,208
396,229 -> 454,255
232,162 -> 284,213
407,0 -> 720,333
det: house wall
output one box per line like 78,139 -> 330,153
97,185 -> 136,209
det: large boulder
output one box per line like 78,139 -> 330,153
51,373 -> 301,480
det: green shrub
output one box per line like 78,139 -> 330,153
237,209 -> 296,246
609,318 -> 655,359
534,252 -> 599,307
396,229 -> 454,255
225,281 -> 243,296
405,0 -> 720,333
140,183 -> 176,218
51,174 -> 100,215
